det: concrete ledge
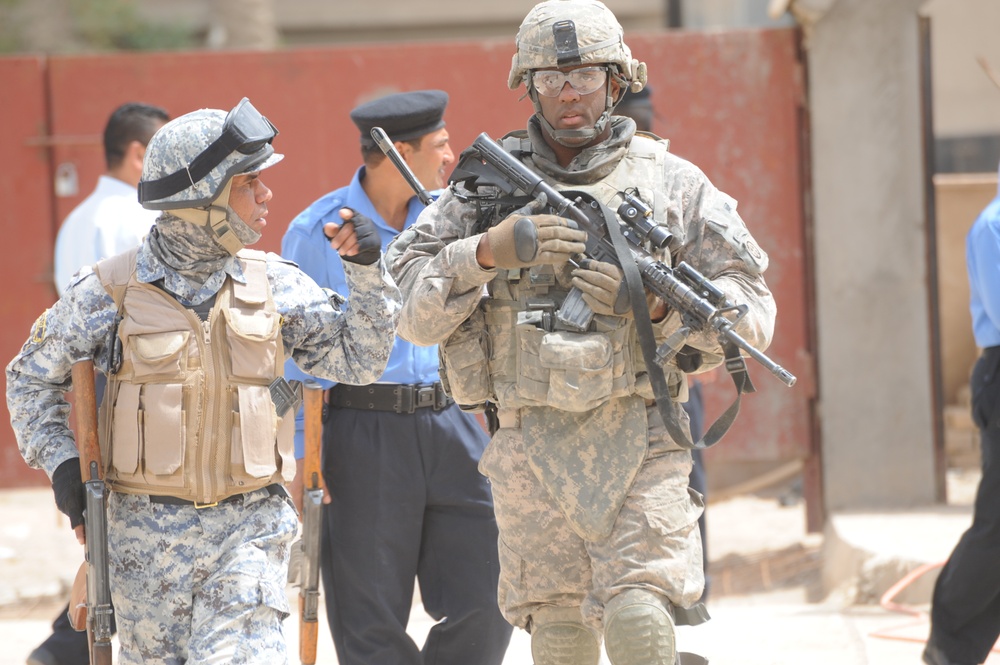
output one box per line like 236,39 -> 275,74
821,507 -> 973,605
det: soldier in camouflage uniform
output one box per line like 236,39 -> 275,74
6,99 -> 400,664
385,1 -> 776,664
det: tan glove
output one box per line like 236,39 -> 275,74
571,259 -> 631,316
486,213 -> 587,269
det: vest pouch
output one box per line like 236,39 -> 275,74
518,328 -> 614,412
439,310 -> 492,407
111,382 -> 141,474
235,384 -> 278,478
223,309 -> 281,380
142,384 -> 185,483
128,331 -> 189,380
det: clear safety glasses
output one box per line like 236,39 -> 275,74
531,66 -> 608,98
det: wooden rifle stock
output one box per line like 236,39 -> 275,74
71,359 -> 113,665
299,381 -> 324,664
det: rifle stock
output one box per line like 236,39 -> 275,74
71,359 -> 113,665
298,380 -> 324,665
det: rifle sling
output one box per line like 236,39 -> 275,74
601,213 -> 753,450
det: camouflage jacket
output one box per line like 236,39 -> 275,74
386,123 -> 776,382
6,243 -> 400,478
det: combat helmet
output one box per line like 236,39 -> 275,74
509,0 -> 647,146
138,98 -> 281,210
137,98 -> 282,254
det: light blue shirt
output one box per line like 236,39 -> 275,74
968,186 -> 1000,349
282,166 -> 440,456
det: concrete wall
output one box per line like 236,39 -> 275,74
921,0 -> 1000,138
808,0 -> 936,510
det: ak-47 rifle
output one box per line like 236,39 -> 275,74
71,359 -> 113,665
298,380 -> 324,665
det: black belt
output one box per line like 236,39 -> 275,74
149,483 -> 287,508
328,382 -> 453,414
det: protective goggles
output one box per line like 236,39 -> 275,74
138,97 -> 278,203
531,66 -> 608,98
219,97 -> 278,155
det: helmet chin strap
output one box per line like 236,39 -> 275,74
169,179 -> 258,256
530,76 -> 621,148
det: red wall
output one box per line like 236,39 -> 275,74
0,28 -> 813,488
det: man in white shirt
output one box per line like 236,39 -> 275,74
30,102 -> 168,665
53,102 -> 169,295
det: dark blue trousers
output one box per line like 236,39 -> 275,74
319,402 -> 512,665
930,347 -> 1000,663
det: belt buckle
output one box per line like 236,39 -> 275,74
416,386 -> 436,410
194,500 -> 219,509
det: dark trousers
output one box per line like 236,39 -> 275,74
930,347 -> 1000,663
319,402 -> 513,665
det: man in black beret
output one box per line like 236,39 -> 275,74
282,90 -> 513,665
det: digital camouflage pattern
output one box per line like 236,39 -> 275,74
107,489 -> 297,664
386,115 -> 775,627
479,404 -> 704,631
6,246 -> 399,479
507,0 -> 646,93
140,107 -> 282,210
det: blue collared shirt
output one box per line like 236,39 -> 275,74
282,166 -> 440,455
968,188 -> 1000,349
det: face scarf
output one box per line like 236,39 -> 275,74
145,180 -> 261,300
526,114 -> 636,186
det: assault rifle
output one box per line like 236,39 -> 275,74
298,380 -> 324,665
455,132 -> 796,389
71,359 -> 113,665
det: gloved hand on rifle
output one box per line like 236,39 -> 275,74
571,259 -> 632,316
324,207 -> 381,266
483,195 -> 587,270
52,457 -> 85,530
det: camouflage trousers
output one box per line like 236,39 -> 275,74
107,488 -> 298,664
479,422 -> 704,633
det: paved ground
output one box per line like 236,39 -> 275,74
1,471 -> 997,665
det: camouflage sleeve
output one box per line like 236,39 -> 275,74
654,155 -> 776,358
385,188 -> 496,346
4,272 -> 116,477
270,255 -> 400,386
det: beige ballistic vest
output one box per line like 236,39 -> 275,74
94,248 -> 294,504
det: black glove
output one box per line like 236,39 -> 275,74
52,458 -> 85,529
339,208 -> 381,266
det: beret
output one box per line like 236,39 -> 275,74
350,90 -> 449,148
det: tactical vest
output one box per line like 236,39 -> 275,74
94,248 -> 294,505
441,132 -> 688,413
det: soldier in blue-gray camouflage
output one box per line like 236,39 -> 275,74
385,1 -> 777,664
6,99 -> 400,664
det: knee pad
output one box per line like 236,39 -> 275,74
530,607 -> 601,665
604,589 -> 676,665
